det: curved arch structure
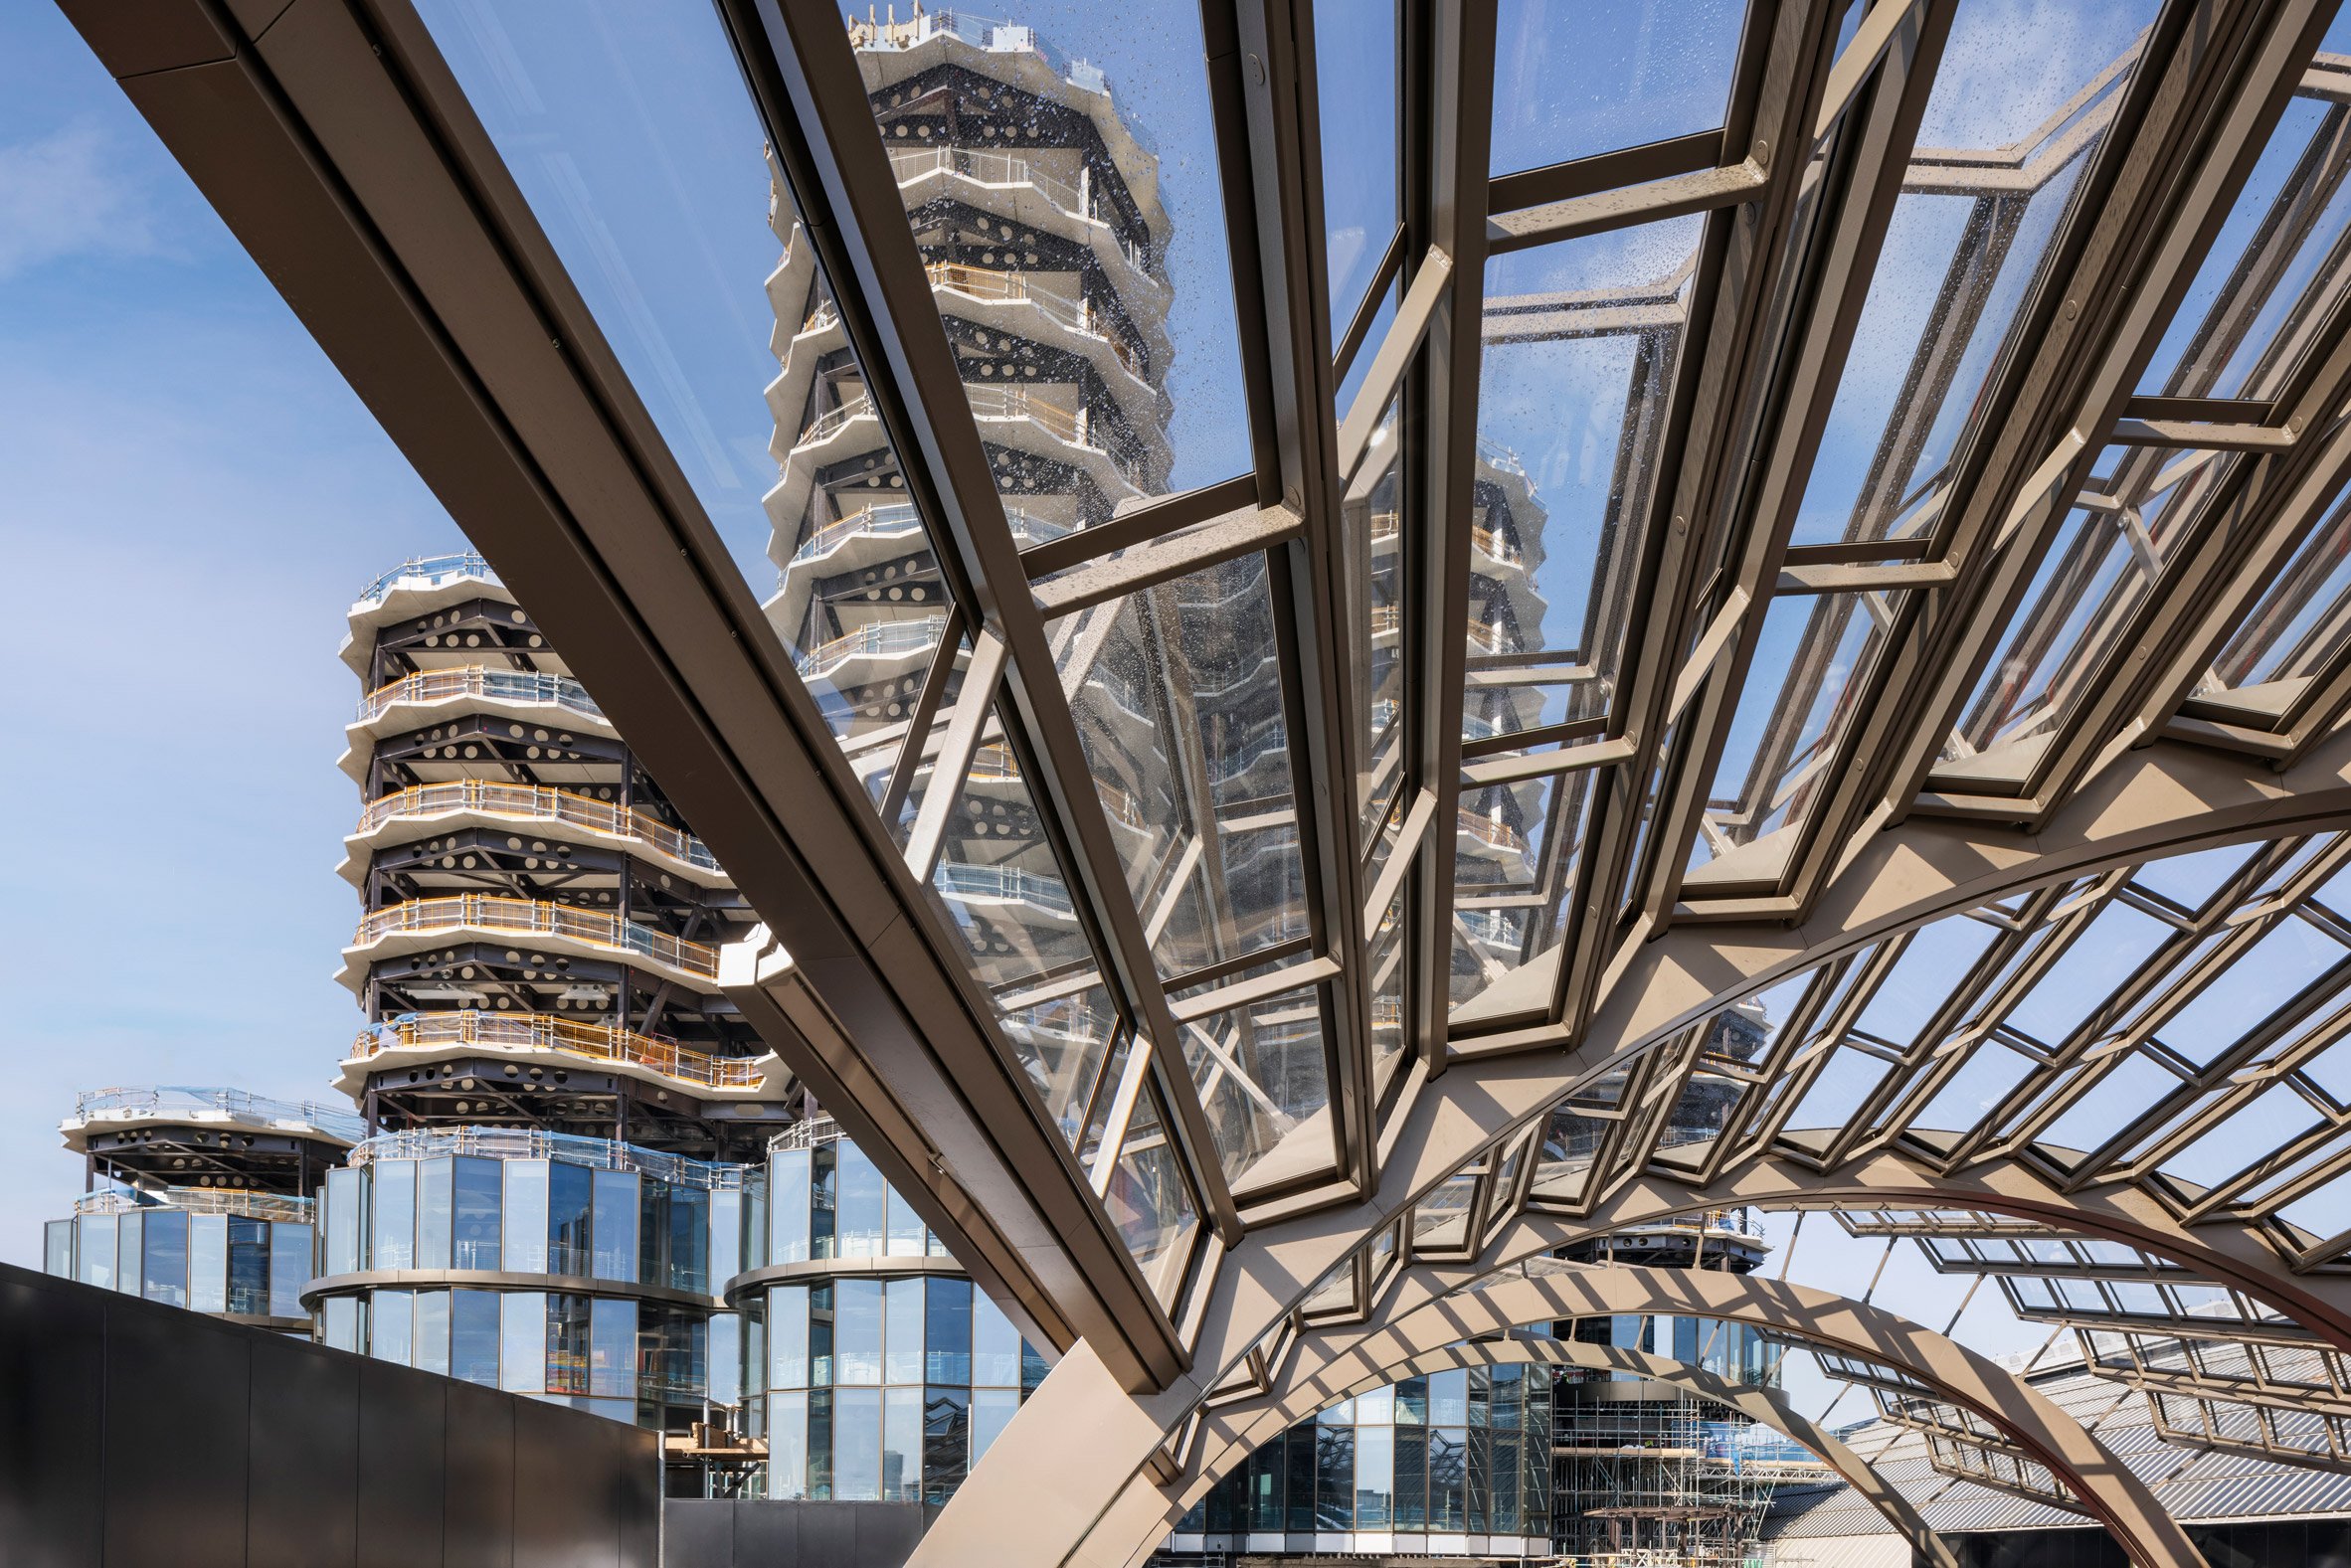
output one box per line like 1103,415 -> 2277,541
1116,1268 -> 2199,1568
1222,1334 -> 1961,1568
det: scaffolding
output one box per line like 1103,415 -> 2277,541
1552,1393 -> 1789,1568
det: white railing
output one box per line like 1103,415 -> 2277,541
73,1086 -> 365,1141
356,553 -> 498,608
351,895 -> 720,980
354,1010 -> 760,1090
788,501 -> 1071,566
355,781 -> 720,873
796,614 -> 949,679
924,262 -> 1150,380
76,1186 -> 317,1223
347,1127 -> 744,1189
355,666 -> 605,726
935,862 -> 1075,917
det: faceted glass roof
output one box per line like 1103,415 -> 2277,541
83,0 -> 2351,1532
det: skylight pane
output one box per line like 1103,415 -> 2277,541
2198,488 -> 2351,717
1050,552 -> 1310,979
1315,0 -> 1399,336
1488,0 -> 1745,177
1473,216 -> 1703,745
1946,445 -> 2238,776
1788,0 -> 2157,546
1180,981 -> 1339,1197
1352,397 -> 1408,843
2138,84 -> 2351,402
1448,767 -> 1598,1020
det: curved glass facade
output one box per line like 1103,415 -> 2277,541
314,1128 -> 743,1426
732,1120 -> 1046,1500
1171,1365 -> 1554,1555
43,1190 -> 314,1322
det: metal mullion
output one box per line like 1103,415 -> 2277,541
900,630 -> 1007,881
1408,0 -> 1494,1090
1872,0 -> 2333,826
1216,0 -> 1378,1198
1636,0 -> 1959,926
1332,225 -> 1407,382
876,601 -> 968,828
747,0 -> 1242,1250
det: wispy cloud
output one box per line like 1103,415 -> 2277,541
0,121 -> 160,281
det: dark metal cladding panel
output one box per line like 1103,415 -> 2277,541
727,1497 -> 798,1562
510,1399 -> 615,1568
615,1426 -> 660,1568
659,1499 -> 735,1566
443,1379 -> 514,1568
103,1293 -> 251,1568
247,1334 -> 361,1568
357,1359 -> 448,1568
0,1274 -> 104,1568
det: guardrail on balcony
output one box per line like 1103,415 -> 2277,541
795,387 -> 1143,487
356,552 -> 498,608
72,1086 -> 367,1141
885,145 -> 1158,277
355,781 -> 721,873
924,261 -> 1150,381
789,501 -> 1069,566
1456,807 -> 1528,854
74,1186 -> 318,1223
354,666 -> 606,726
351,895 -> 720,980
796,614 -> 950,679
934,861 -> 1075,917
347,1126 -> 746,1188
353,1010 -> 763,1090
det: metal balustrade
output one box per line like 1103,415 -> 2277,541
796,387 -> 1143,486
1457,806 -> 1528,854
354,780 -> 722,872
924,261 -> 1151,381
356,552 -> 498,607
934,861 -> 1075,916
354,666 -> 606,726
74,1186 -> 318,1223
352,1009 -> 762,1089
72,1086 -> 366,1140
796,614 -> 949,679
346,1126 -> 745,1188
789,500 -> 1067,565
350,894 -> 720,979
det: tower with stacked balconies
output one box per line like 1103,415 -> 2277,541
335,554 -> 790,1157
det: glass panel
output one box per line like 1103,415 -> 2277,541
972,1387 -> 1020,1470
1315,0 -> 1397,333
836,1279 -> 884,1384
710,1189 -> 742,1291
1693,589 -> 1899,885
322,1296 -> 361,1353
416,1292 -> 452,1376
2141,88 -> 2351,401
450,1156 -> 500,1270
547,1160 -> 594,1277
1947,447 -> 2234,773
592,1168 -> 638,1283
1103,1086 -> 1199,1307
772,1390 -> 809,1499
2201,489 -> 2351,717
883,1385 -> 924,1502
1786,1047 -> 1896,1132
885,1278 -> 926,1385
835,1387 -> 883,1501
923,1386 -> 970,1502
2159,916 -> 2345,1067
269,1223 -> 311,1317
2007,903 -> 2171,1045
500,1292 -> 547,1394
324,1167 -> 362,1276
886,1180 -> 927,1258
835,1141 -> 886,1259
1489,0 -> 1745,176
1316,1422 -> 1356,1529
1369,885 -> 1410,1095
973,1292 -> 1021,1387
418,1157 -> 452,1270
502,1160 -> 549,1274
1350,397 -> 1408,843
452,1290 -> 501,1387
141,1211 -> 188,1308
190,1215 -> 227,1314
771,1285 -> 810,1391
926,1278 -> 973,1385
590,1297 -> 636,1399
373,1290 -> 415,1366
1051,555 -> 1311,979
1790,0 -> 2158,546
1180,981 -> 1338,1194
373,1159 -> 417,1271
771,1147 -> 813,1264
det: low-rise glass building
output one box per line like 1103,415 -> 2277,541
45,1188 -> 316,1329
309,1126 -> 744,1428
727,1116 -> 1047,1500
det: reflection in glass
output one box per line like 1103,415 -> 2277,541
1490,0 -> 1745,175
1181,982 -> 1337,1194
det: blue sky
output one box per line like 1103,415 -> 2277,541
0,4 -> 464,1267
